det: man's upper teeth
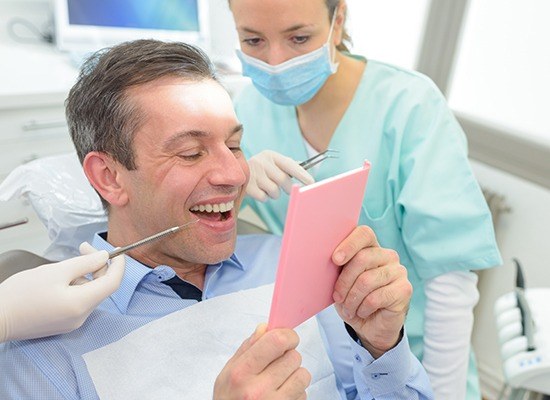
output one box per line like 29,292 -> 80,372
190,201 -> 234,213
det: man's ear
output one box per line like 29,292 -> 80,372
82,152 -> 129,207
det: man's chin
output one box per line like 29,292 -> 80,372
179,226 -> 238,265
199,255 -> 233,265
195,244 -> 235,265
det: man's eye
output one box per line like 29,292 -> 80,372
229,146 -> 242,154
178,152 -> 202,161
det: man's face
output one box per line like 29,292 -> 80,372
117,77 -> 249,267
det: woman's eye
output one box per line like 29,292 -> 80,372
292,35 -> 310,45
243,37 -> 262,47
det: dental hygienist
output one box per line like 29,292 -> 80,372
228,0 -> 502,398
0,243 -> 124,343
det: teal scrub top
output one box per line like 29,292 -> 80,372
235,58 -> 502,351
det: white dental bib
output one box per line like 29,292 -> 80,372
83,284 -> 340,399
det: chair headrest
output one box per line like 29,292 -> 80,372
0,152 -> 107,261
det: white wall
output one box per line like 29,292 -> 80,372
0,0 -> 50,43
206,0 -> 239,69
470,159 -> 550,398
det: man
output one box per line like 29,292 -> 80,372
0,40 -> 433,399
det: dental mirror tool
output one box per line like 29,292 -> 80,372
108,219 -> 199,259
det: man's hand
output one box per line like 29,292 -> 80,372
332,226 -> 412,358
213,324 -> 311,399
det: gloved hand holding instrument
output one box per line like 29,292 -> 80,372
246,149 -> 338,202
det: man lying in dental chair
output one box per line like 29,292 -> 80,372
0,39 -> 433,399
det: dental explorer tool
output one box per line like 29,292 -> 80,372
108,219 -> 199,259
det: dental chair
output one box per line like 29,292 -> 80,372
494,261 -> 550,400
0,152 -> 268,283
0,249 -> 50,283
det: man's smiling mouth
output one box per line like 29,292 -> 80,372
190,201 -> 234,221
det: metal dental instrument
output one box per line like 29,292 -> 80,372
108,219 -> 199,259
299,149 -> 340,170
0,217 -> 29,231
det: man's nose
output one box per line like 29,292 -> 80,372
208,148 -> 248,187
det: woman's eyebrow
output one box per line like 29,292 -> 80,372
239,23 -> 312,35
282,23 -> 312,33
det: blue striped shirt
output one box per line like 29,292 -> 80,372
0,233 -> 432,399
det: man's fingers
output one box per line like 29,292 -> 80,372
332,226 -> 379,266
228,323 -> 268,362
251,323 -> 268,343
355,281 -> 410,320
215,327 -> 309,400
333,246 -> 394,303
275,367 -> 311,399
238,329 -> 300,375
336,263 -> 400,318
262,349 -> 303,390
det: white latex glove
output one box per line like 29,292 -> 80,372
0,242 -> 125,343
423,270 -> 479,400
246,150 -> 315,202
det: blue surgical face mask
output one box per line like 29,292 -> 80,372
236,12 -> 339,106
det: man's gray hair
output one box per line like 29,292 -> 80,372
66,39 -> 218,171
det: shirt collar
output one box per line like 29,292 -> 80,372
227,252 -> 246,271
91,232 -> 246,313
92,233 -> 152,313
